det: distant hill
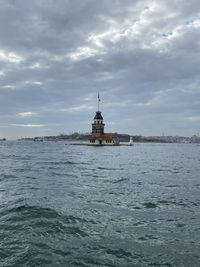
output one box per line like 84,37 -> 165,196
18,133 -> 200,143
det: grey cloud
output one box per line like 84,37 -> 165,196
0,0 -> 200,138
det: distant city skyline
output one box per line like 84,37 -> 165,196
0,0 -> 200,139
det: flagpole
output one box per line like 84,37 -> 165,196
98,93 -> 100,111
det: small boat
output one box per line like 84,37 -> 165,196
129,136 -> 134,146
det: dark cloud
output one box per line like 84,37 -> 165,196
0,0 -> 200,138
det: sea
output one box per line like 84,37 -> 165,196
0,141 -> 199,267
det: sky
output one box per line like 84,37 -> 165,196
0,0 -> 200,139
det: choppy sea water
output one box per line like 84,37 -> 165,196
0,141 -> 200,267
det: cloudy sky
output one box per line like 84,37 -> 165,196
0,0 -> 200,139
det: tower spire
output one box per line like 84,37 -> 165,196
98,92 -> 100,111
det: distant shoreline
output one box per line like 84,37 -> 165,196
15,133 -> 200,144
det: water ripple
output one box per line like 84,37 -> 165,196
0,141 -> 199,266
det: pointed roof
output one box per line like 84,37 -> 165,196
94,111 -> 103,120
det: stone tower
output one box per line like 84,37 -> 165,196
92,111 -> 105,134
89,93 -> 119,145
